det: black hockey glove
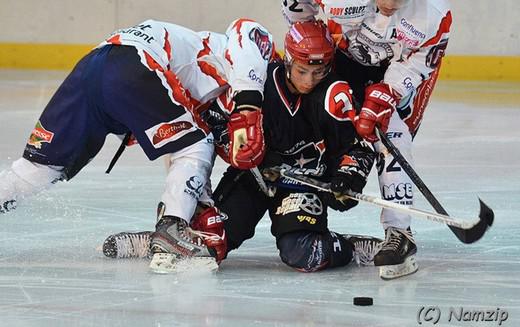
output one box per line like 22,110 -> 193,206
326,168 -> 366,211
327,155 -> 370,211
327,142 -> 376,212
331,155 -> 368,194
322,192 -> 358,212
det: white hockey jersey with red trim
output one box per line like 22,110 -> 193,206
98,19 -> 274,109
282,0 -> 452,98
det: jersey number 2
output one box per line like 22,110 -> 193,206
283,0 -> 304,12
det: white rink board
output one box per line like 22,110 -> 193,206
1,0 -> 520,56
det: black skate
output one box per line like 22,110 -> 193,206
374,227 -> 418,280
344,234 -> 383,265
149,216 -> 218,273
102,231 -> 151,259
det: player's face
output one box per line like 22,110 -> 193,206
376,0 -> 408,16
288,61 -> 329,94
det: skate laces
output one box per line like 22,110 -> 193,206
353,239 -> 383,265
381,227 -> 415,252
115,232 -> 150,258
176,219 -> 202,245
173,218 -> 222,247
187,227 -> 223,246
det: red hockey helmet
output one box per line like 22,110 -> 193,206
284,20 -> 334,66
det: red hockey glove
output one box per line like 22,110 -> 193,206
190,207 -> 228,263
227,109 -> 265,169
355,83 -> 399,142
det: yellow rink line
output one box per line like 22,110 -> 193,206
1,43 -> 519,81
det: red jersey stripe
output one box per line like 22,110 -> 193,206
422,10 -> 452,48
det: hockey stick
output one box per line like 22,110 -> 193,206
250,167 -> 276,197
105,132 -> 132,174
273,168 -> 490,231
376,128 -> 493,243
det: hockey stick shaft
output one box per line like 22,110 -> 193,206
348,192 -> 475,229
376,128 -> 449,215
375,128 -> 493,243
250,167 -> 275,197
278,169 -> 479,229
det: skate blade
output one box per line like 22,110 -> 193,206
96,244 -> 151,259
379,255 -> 418,280
149,253 -> 218,274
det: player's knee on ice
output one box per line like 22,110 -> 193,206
276,231 -> 354,272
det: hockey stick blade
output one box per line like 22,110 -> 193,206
450,198 -> 494,244
277,169 -> 492,238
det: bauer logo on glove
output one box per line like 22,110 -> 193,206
355,83 -> 400,143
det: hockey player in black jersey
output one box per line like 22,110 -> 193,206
209,21 -> 381,272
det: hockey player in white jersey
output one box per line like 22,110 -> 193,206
282,0 -> 452,279
0,19 -> 274,270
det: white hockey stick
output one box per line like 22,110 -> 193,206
250,167 -> 276,197
275,168 -> 488,230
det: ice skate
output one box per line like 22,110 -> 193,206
344,234 -> 383,265
102,231 -> 152,259
374,227 -> 418,280
149,215 -> 221,274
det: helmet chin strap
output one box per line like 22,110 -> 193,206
287,78 -> 301,95
284,62 -> 301,95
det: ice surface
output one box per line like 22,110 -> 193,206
0,69 -> 519,326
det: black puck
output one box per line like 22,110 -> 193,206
353,297 -> 373,306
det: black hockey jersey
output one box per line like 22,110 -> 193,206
205,62 -> 374,180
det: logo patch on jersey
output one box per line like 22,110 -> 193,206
184,176 -> 204,199
396,30 -> 420,47
426,39 -> 449,68
248,69 -> 264,85
146,120 -> 195,149
276,193 -> 323,216
294,153 -> 314,168
279,142 -> 326,176
324,81 -> 354,121
28,121 -> 54,149
399,18 -> 426,40
397,18 -> 426,47
328,6 -> 366,18
387,132 -> 404,139
382,182 -> 413,205
297,215 -> 317,225
402,77 -> 414,91
249,28 -> 273,60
